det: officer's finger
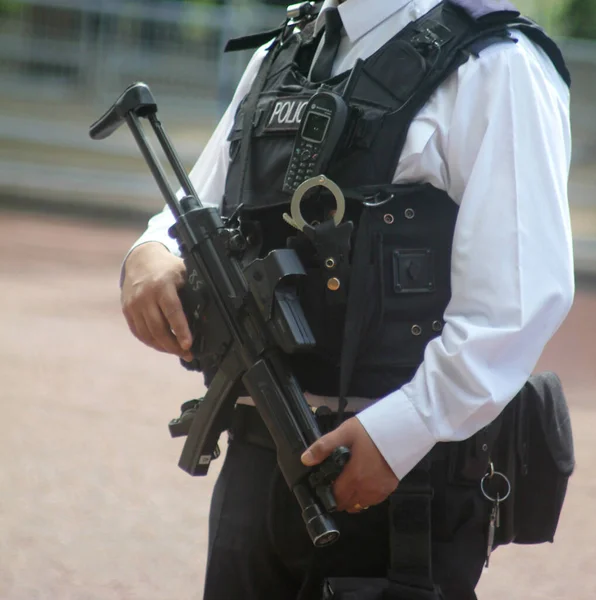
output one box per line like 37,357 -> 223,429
301,430 -> 341,467
131,312 -> 167,353
158,291 -> 192,351
334,480 -> 359,513
332,467 -> 359,512
144,304 -> 186,356
123,309 -> 140,341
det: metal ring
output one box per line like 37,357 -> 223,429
285,176 -> 346,232
363,192 -> 395,208
480,470 -> 511,503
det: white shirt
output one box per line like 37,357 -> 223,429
130,0 -> 574,480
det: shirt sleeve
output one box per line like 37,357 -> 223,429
124,44 -> 271,260
357,37 -> 575,480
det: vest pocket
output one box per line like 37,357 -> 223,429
343,186 -> 456,373
358,319 -> 443,369
392,248 -> 435,294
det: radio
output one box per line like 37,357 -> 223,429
283,91 -> 349,194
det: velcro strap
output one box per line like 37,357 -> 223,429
388,466 -> 436,590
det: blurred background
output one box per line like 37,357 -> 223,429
0,1 -> 595,599
0,0 -> 595,266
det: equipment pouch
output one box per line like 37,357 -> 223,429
491,372 -> 575,546
322,578 -> 443,600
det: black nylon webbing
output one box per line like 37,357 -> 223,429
224,27 -> 285,53
234,36 -> 284,210
512,22 -> 571,86
387,463 -> 443,599
337,207 -> 374,414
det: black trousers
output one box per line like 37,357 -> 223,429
203,435 -> 489,600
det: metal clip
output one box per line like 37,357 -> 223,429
287,2 -> 316,21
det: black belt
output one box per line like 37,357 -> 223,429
229,404 -> 450,462
229,404 -> 357,452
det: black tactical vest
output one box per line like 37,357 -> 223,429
222,1 -> 570,400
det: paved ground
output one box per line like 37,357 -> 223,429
1,210 -> 595,600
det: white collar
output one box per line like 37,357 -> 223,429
314,0 -> 417,43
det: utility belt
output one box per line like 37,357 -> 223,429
230,403 -> 355,452
228,372 -> 575,600
229,403 -> 450,462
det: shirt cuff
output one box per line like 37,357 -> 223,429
356,389 -> 437,481
119,239 -> 180,288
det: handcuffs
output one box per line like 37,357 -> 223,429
282,175 -> 352,302
282,175 -> 346,232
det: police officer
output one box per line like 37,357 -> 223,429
120,1 -> 574,598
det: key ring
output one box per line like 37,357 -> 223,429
480,470 -> 511,503
283,175 -> 346,232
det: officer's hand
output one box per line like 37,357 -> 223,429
301,417 -> 399,513
121,242 -> 193,361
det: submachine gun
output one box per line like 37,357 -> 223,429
89,82 -> 350,547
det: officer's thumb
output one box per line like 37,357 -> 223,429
301,431 -> 340,467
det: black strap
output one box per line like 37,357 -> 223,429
448,0 -> 571,87
310,7 -> 344,82
387,462 -> 444,599
234,34 -> 285,210
511,20 -> 571,87
336,206 -> 374,419
224,27 -> 285,53
224,2 -> 323,53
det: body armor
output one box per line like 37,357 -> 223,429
222,1 -> 569,400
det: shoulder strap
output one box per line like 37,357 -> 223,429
448,0 -> 571,86
224,1 -> 323,53
449,0 -> 519,20
232,34 -> 285,211
509,18 -> 571,86
225,27 -> 285,54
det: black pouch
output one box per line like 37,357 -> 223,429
322,578 -> 443,600
319,466 -> 444,600
490,372 -> 575,546
322,578 -> 386,600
